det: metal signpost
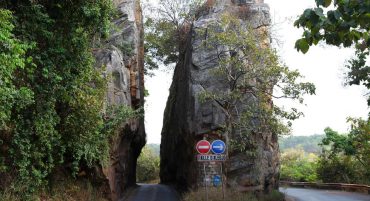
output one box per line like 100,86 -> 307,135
196,139 -> 227,201
196,140 -> 211,201
211,140 -> 226,201
220,161 -> 225,200
203,163 -> 208,201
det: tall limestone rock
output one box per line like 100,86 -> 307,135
160,0 -> 279,193
94,0 -> 145,200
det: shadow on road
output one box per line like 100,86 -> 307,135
122,184 -> 180,201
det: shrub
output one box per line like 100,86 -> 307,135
317,152 -> 370,184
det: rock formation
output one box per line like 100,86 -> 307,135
94,0 -> 146,200
160,0 -> 279,193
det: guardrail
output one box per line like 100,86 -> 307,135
280,181 -> 370,194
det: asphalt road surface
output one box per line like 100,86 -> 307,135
125,184 -> 180,201
280,187 -> 370,201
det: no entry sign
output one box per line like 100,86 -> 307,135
196,140 -> 211,154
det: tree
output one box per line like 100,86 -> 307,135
346,117 -> 370,169
317,125 -> 370,184
143,0 -> 205,71
197,13 -> 315,152
295,0 -> 370,184
294,0 -> 370,104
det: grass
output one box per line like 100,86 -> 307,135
182,188 -> 285,201
0,178 -> 109,201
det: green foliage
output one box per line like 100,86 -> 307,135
317,154 -> 364,184
0,0 -> 134,195
279,135 -> 324,153
0,9 -> 34,130
317,123 -> 370,184
103,105 -> 142,137
347,118 -> 370,167
136,145 -> 160,182
295,0 -> 370,103
280,119 -> 370,184
280,148 -> 318,182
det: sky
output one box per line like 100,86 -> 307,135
144,0 -> 369,144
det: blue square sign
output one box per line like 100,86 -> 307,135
213,175 -> 222,187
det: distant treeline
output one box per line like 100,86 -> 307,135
279,135 -> 324,153
148,136 -> 325,155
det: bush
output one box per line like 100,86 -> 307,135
317,152 -> 369,184
316,126 -> 370,185
280,148 -> 318,182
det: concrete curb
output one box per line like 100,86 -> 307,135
280,181 -> 370,195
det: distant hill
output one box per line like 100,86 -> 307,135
279,135 -> 324,153
147,143 -> 160,156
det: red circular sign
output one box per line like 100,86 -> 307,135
196,140 -> 211,154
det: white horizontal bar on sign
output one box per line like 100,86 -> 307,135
197,154 -> 227,162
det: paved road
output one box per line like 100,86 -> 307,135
280,187 -> 370,201
125,184 -> 180,201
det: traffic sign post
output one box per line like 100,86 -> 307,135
196,140 -> 211,201
221,163 -> 225,201
195,139 -> 227,201
203,163 -> 208,201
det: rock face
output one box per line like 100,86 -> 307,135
94,0 -> 145,200
160,0 -> 279,193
